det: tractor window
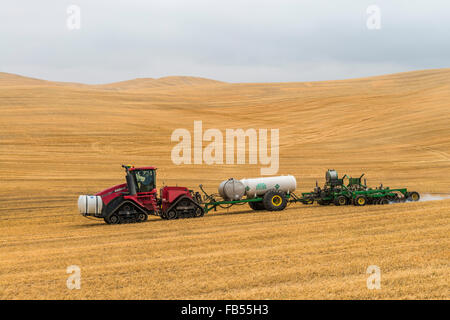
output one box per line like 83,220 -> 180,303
134,170 -> 155,193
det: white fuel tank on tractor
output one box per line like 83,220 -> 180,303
78,195 -> 103,216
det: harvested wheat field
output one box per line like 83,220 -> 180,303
0,68 -> 449,299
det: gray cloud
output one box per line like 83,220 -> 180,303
1,0 -> 449,83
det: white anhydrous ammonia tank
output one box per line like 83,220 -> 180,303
240,175 -> 297,198
78,195 -> 103,216
218,175 -> 297,200
218,178 -> 246,201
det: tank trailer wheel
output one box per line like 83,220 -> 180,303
263,190 -> 287,211
407,191 -> 420,202
354,195 -> 368,206
334,195 -> 348,206
249,201 -> 265,211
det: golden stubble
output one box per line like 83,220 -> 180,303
0,69 -> 449,299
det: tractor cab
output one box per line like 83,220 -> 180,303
123,165 -> 156,195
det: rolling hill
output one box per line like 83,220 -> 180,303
0,69 -> 449,299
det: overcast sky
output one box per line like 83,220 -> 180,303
1,0 -> 449,84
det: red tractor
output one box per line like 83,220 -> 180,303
78,165 -> 204,224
